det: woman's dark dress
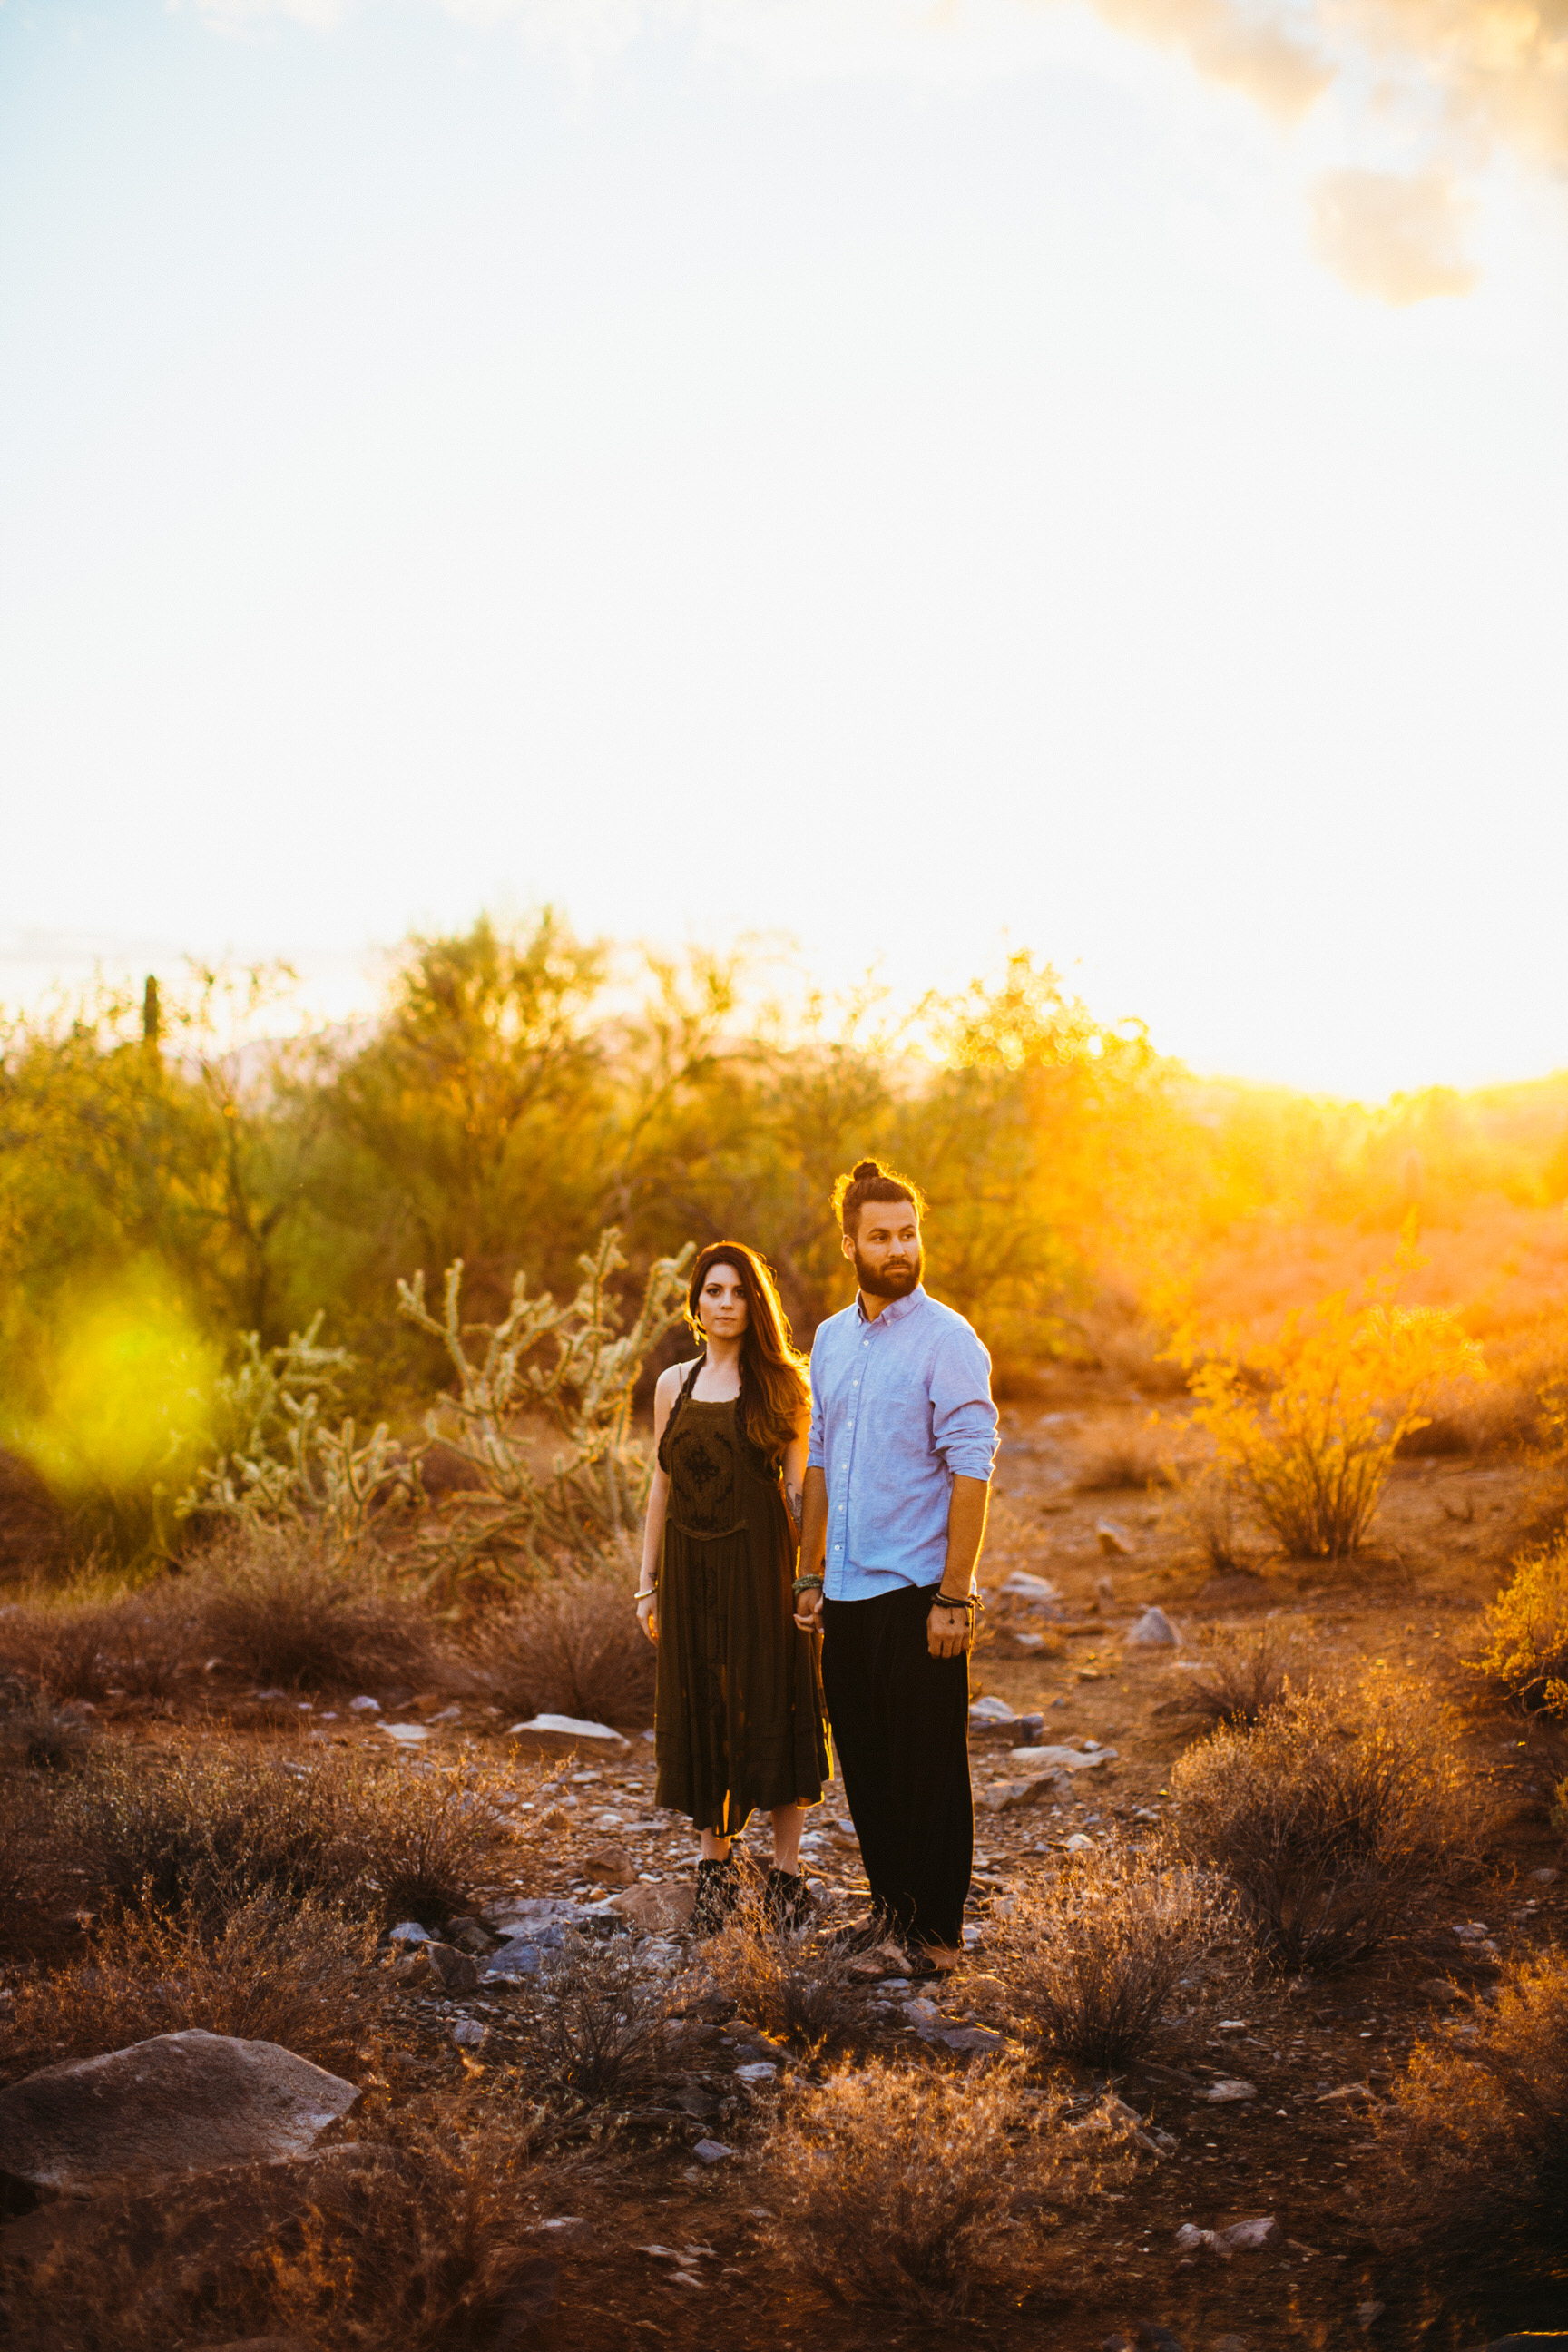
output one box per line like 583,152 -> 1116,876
654,1362 -> 829,1836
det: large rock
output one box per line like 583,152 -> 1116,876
1125,1605 -> 1181,1647
583,1842 -> 640,1889
0,2031 -> 360,2198
507,1712 -> 630,1759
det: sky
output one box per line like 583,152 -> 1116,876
2,0 -> 1566,1101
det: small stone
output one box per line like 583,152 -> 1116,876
583,1842 -> 639,1889
1125,1605 -> 1181,1646
426,1704 -> 462,1723
940,2025 -> 1004,2053
387,1921 -> 433,1945
507,1713 -> 631,1759
735,2063 -> 778,2083
380,1722 -> 430,1745
1001,1570 -> 1059,1598
1355,2303 -> 1385,2330
348,1696 -> 381,1713
1529,1867 -> 1559,1884
608,1881 -> 698,1936
1064,1832 -> 1097,1853
450,2018 -> 486,2048
483,1937 -> 547,1979
1201,2077 -> 1257,2102
1095,1574 -> 1116,1602
1095,1520 -> 1135,1555
532,2215 -> 591,2242
1007,1742 -> 1118,1771
426,1944 -> 481,1994
482,1896 -> 591,1934
968,1696 -> 1019,1724
691,2139 -> 734,2163
1317,2083 -> 1381,2107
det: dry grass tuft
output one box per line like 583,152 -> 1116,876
1073,1429 -> 1173,1493
1178,1623 -> 1301,1729
509,1927 -> 671,2105
701,1893 -> 863,2051
0,1683 -> 93,1771
0,1894 -> 384,2082
192,1525 -> 439,1693
1380,1945 -> 1568,2250
760,2056 -> 1073,2321
53,1740 -> 527,1928
468,1562 -> 654,1728
1,2109 -> 561,2352
1172,1672 -> 1489,1971
1467,1534 -> 1568,1716
0,1583 -> 198,1702
993,1842 -> 1233,2069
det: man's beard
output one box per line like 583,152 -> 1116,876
853,1244 -> 923,1300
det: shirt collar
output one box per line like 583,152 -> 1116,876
856,1283 -> 926,1328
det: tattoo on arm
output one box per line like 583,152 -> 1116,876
786,1480 -> 804,1532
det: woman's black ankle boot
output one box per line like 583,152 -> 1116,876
762,1865 -> 812,1932
692,1856 -> 741,1936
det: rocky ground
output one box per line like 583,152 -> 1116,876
3,1378 -> 1566,2350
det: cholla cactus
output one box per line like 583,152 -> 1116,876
397,1228 -> 693,1592
176,1318 -> 422,1554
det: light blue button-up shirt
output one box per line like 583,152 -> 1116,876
807,1284 -> 999,1601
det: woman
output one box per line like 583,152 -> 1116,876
636,1240 -> 829,1934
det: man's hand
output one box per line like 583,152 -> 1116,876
794,1584 -> 824,1635
926,1595 -> 971,1659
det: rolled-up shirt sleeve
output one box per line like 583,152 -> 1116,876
930,1328 -> 999,1481
807,1330 -> 827,1470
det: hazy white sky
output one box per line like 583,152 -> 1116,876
3,0 -> 1566,1099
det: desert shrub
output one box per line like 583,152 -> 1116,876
1178,1623 -> 1301,1729
470,1563 -> 655,1728
510,1929 -> 671,2105
0,1683 -> 93,1770
1182,1249 -> 1485,1558
1172,1673 -> 1487,1971
994,1843 -> 1232,2068
1173,1462 -> 1248,1573
0,1583 -> 199,1701
191,1525 -> 438,1692
1380,1946 -> 1568,2251
1467,1536 -> 1568,1716
760,2057 -> 1071,2322
0,1894 -> 383,2081
1073,1428 -> 1172,1493
0,2109 -> 560,2352
701,1894 -> 863,2050
54,1740 -> 525,1928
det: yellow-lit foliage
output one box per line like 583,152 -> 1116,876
1467,1535 -> 1568,1716
1182,1242 -> 1485,1557
11,1269 -> 220,1557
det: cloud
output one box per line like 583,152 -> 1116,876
1092,0 -> 1329,119
1309,167 -> 1479,300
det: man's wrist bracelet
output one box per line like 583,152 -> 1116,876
792,1575 -> 825,1597
931,1592 -> 979,1612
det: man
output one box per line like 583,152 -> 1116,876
795,1157 -> 998,1973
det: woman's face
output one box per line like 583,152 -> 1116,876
696,1262 -> 750,1343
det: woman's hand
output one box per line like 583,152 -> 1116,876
794,1585 -> 824,1635
636,1590 -> 659,1645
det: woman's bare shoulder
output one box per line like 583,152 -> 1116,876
657,1357 -> 701,1395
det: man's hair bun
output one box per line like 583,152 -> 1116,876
833,1157 -> 925,1234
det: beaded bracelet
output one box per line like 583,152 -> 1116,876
930,1592 -> 980,1613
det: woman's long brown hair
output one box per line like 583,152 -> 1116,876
685,1241 -> 809,1464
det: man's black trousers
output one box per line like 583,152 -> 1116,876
820,1582 -> 972,1952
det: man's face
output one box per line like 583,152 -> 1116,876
843,1198 -> 923,1298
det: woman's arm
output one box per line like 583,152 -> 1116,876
636,1363 -> 687,1643
781,1428 -> 808,1542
